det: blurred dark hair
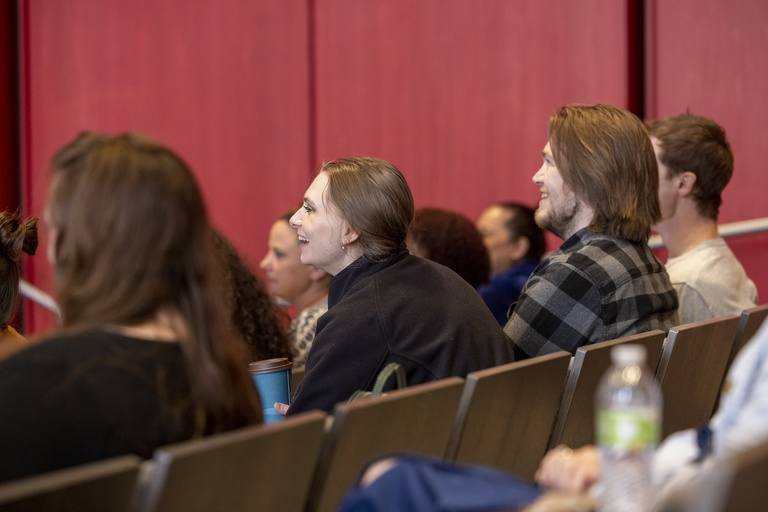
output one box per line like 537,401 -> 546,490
496,203 -> 546,261
0,212 -> 38,330
211,230 -> 293,363
407,208 -> 490,288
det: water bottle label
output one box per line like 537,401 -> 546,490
596,408 -> 659,449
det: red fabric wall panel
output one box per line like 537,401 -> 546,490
28,1 -> 767,333
646,0 -> 768,300
21,0 -> 633,336
21,0 -> 311,334
313,0 -> 630,226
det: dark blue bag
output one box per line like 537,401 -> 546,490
338,455 -> 543,512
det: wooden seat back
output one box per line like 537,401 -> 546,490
0,455 -> 140,512
548,330 -> 666,450
305,377 -> 465,512
445,351 -> 571,480
657,315 -> 740,439
135,411 -> 327,512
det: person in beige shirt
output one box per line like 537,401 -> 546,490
647,113 -> 757,325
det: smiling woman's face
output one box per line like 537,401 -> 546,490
289,172 -> 357,276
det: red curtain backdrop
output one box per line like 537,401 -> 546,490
313,0 -> 629,222
17,0 -> 768,334
20,0 -> 312,333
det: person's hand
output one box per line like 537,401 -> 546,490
521,491 -> 597,512
274,402 -> 289,415
534,445 -> 601,494
359,457 -> 400,488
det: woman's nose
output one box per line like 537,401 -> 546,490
289,210 -> 302,228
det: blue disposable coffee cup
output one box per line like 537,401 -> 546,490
249,358 -> 293,424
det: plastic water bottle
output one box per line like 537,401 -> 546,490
595,344 -> 662,512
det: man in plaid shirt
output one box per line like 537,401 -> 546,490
504,104 -> 679,359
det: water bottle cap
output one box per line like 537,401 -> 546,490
611,344 -> 646,366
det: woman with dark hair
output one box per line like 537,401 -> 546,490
281,158 -> 512,416
0,212 -> 38,361
0,132 -> 262,483
476,203 -> 546,325
406,207 -> 490,289
212,229 -> 293,363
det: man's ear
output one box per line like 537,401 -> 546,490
678,172 -> 697,196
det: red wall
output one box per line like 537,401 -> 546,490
16,0 -> 768,334
20,0 -> 313,332
313,0 -> 629,223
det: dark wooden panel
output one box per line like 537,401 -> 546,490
0,455 -> 140,512
0,1 -> 18,213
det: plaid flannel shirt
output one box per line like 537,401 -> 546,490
504,228 -> 678,359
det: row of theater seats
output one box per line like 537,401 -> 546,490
1,304 -> 767,512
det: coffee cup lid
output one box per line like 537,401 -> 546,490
248,358 -> 293,375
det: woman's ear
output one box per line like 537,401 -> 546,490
342,222 -> 360,245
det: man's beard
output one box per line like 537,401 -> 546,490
535,195 -> 581,240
